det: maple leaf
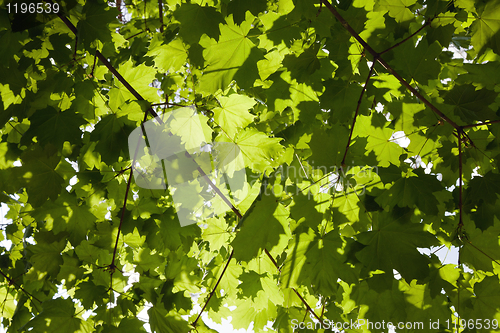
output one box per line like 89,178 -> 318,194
355,212 -> 439,282
213,94 -> 256,137
77,1 -> 119,50
470,0 -> 500,56
231,194 -> 289,262
198,14 -> 264,93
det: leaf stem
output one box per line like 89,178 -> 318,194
341,61 -> 375,166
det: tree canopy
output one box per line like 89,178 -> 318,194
1,0 -> 500,332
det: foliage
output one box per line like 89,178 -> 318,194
1,0 -> 500,332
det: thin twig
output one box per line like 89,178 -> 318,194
191,250 -> 234,328
461,119 -> 500,129
320,0 -> 461,131
341,61 -> 375,166
379,19 -> 433,55
0,270 -> 41,304
126,30 -> 146,40
292,288 -> 328,328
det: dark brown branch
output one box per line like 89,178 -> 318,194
90,52 -> 97,78
110,111 -> 151,281
292,288 -> 329,328
380,19 -> 433,55
158,0 -> 164,33
320,0 -> 461,131
125,30 -> 147,40
341,62 -> 375,166
461,119 -> 500,129
0,270 -> 41,303
117,0 -> 123,22
263,249 -> 325,326
191,250 -> 234,328
54,10 -> 162,122
458,131 -> 463,228
265,248 -> 280,271
192,161 -> 242,219
94,51 -> 162,121
111,169 -> 134,268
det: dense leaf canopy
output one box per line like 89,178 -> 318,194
1,0 -> 500,332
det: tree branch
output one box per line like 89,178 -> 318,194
379,18 -> 433,55
191,250 -> 234,328
0,270 -> 41,304
158,0 -> 164,33
458,131 -> 463,228
320,0 -> 461,131
54,10 -> 162,122
462,119 -> 500,129
341,61 -> 375,166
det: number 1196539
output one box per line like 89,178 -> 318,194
7,2 -> 59,14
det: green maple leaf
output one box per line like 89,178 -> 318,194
90,114 -> 134,164
217,128 -> 283,173
202,217 -> 231,252
213,94 -> 256,137
306,124 -> 349,169
32,193 -> 97,246
460,225 -> 500,272
458,62 -> 500,89
18,145 -> 64,208
440,84 -> 498,123
29,238 -> 66,278
231,194 -> 289,262
471,276 -> 500,320
21,107 -> 84,148
26,299 -> 92,333
355,213 -> 439,281
283,44 -> 321,82
227,0 -> 268,24
353,115 -> 402,167
5,0 -> 500,330
198,14 -> 264,93
101,318 -> 148,333
0,29 -> 25,64
169,109 -> 213,149
321,78 -> 368,124
174,3 -> 224,43
356,279 -> 407,328
464,171 -> 500,229
147,37 -> 188,73
148,303 -> 191,333
400,280 -> 451,324
74,281 -> 107,309
471,0 -> 500,56
376,170 -> 444,215
390,39 -> 442,84
116,59 -> 159,103
0,60 -> 27,99
238,271 -> 265,299
281,229 -> 357,296
77,1 -> 119,50
375,0 -> 417,23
